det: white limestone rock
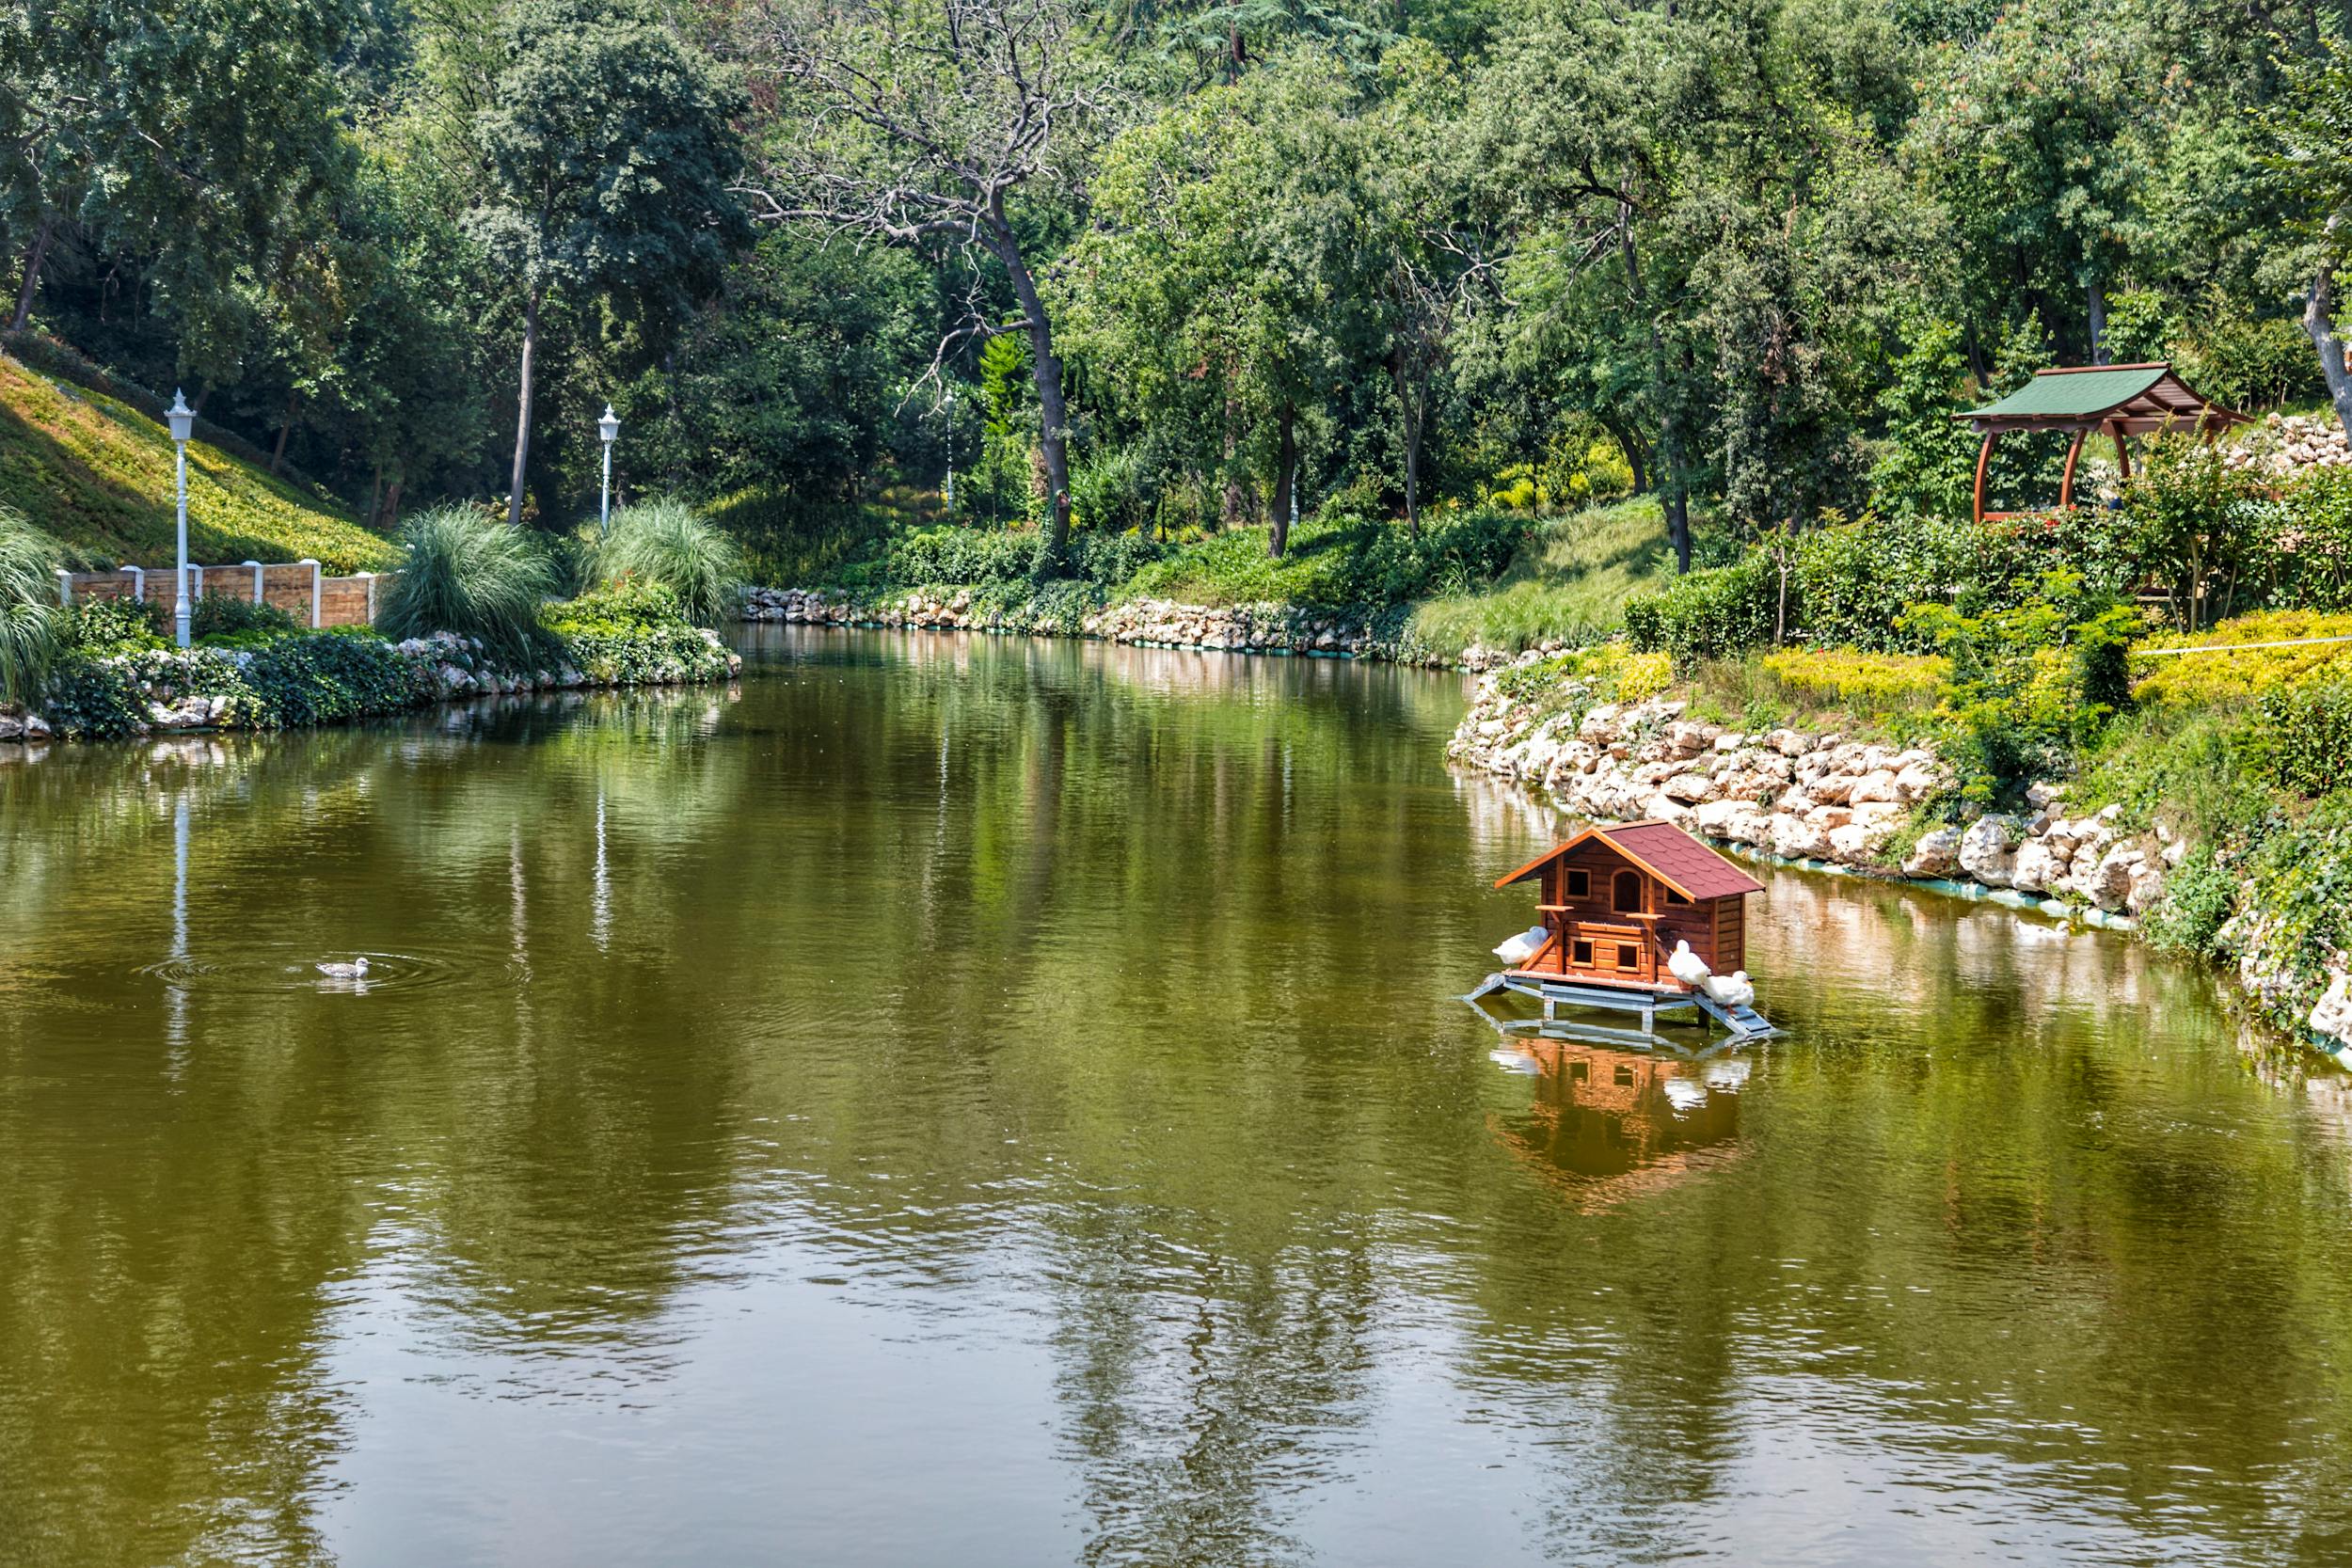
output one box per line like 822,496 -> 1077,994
1959,815 -> 2022,887
2010,838 -> 2064,895
1902,827 -> 1962,878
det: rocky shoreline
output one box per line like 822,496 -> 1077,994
1449,674 -> 2176,926
0,626 -> 741,744
1446,651 -> 2352,1069
739,585 -> 1531,671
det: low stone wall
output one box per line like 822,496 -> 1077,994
57,562 -> 396,628
1448,660 -> 2175,926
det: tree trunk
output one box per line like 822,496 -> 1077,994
11,216 -> 56,333
508,285 -> 543,526
2304,245 -> 2352,445
367,463 -> 384,529
1618,214 -> 1691,572
1220,392 -> 1245,530
1391,350 -> 1422,538
1269,404 -> 1297,559
2087,279 -> 2109,366
991,217 -> 1072,564
269,390 -> 297,475
383,476 -> 404,530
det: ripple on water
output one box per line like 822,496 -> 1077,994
135,947 -> 528,995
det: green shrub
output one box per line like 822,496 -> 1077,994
2143,844 -> 2239,958
2277,467 -> 2352,612
2250,678 -> 2352,798
191,594 -> 299,644
62,594 -> 167,655
379,506 -> 559,664
239,632 -> 430,727
0,507 -> 67,705
1901,577 -> 2143,806
1623,552 -> 1777,669
40,657 -> 148,737
882,526 -> 1042,589
542,581 -> 732,685
593,498 -> 745,626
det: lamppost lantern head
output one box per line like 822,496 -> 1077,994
167,389 -> 195,444
598,404 -> 620,446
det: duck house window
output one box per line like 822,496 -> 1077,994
1612,871 -> 1643,912
1665,887 -> 1690,906
1571,939 -> 1595,966
1615,943 -> 1638,969
1565,868 -> 1591,898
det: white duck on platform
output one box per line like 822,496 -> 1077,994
1668,940 -> 1756,1010
1491,925 -> 1549,966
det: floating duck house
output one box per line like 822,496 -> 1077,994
1470,821 -> 1775,1042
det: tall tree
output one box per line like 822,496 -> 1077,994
1057,55 -> 1360,553
739,0 -> 1108,562
466,0 -> 748,525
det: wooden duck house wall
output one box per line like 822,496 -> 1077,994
1495,822 -> 1760,991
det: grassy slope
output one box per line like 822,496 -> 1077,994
0,354 -> 398,573
1404,498 -> 1677,657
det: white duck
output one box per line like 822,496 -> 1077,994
1703,970 -> 1756,1009
315,957 -> 371,980
1492,925 -> 1549,965
1666,940 -> 1712,989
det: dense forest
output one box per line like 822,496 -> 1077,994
7,0 -> 2352,566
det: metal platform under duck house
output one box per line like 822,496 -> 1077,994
1463,970 -> 1778,1047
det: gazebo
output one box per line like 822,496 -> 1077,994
1953,362 -> 2246,523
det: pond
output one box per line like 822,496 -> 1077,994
4,627 -> 2352,1566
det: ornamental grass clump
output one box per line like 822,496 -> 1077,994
379,505 -> 559,664
593,499 -> 744,626
0,505 -> 66,706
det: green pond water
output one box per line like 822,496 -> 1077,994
6,626 -> 2352,1567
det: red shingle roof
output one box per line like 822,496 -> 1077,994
1494,820 -> 1765,901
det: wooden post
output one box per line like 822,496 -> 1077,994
2110,420 -> 2131,483
2058,429 -> 2088,510
1972,432 -> 1998,524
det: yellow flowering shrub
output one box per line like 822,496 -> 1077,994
2131,610 -> 2352,709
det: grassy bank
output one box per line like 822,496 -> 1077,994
0,346 -> 396,572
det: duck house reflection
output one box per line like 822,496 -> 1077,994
1489,1040 -> 1747,1211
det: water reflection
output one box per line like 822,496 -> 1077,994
2,629 -> 2351,1566
1489,1040 -> 1746,1212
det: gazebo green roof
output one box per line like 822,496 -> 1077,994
1956,361 -> 2244,436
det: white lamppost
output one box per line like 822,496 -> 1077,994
167,389 -> 195,648
942,387 -> 955,517
597,404 -> 620,535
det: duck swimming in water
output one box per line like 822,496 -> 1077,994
315,957 -> 370,980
